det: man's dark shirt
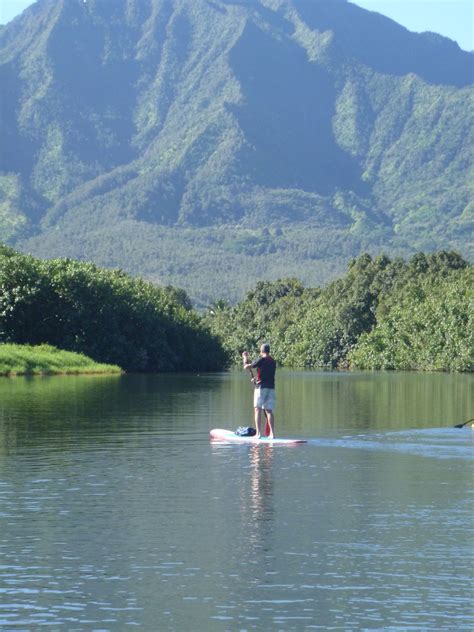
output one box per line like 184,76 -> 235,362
251,356 -> 276,389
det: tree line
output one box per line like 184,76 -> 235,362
0,245 -> 226,372
205,251 -> 472,372
1,245 -> 471,373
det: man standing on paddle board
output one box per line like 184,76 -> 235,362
242,343 -> 276,439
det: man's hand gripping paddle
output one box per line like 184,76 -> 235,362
242,351 -> 270,437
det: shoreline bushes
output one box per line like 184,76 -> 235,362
206,251 -> 472,372
0,245 -> 227,372
348,267 -> 472,371
1,244 -> 470,374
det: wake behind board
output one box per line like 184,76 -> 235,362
210,428 -> 307,445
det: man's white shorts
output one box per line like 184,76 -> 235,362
254,387 -> 276,411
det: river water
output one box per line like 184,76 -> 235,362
0,370 -> 472,630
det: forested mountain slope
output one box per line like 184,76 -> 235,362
1,0 -> 472,303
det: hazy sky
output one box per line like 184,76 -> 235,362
0,0 -> 472,51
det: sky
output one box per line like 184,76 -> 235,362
0,0 -> 473,51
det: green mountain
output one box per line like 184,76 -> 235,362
1,0 -> 472,304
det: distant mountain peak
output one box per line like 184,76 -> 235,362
0,0 -> 472,300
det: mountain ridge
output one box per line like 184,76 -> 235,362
0,0 -> 472,303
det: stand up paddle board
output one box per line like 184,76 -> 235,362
210,428 -> 307,445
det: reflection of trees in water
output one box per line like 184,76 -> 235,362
279,371 -> 474,431
0,373 -> 222,454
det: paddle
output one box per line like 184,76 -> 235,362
242,351 -> 270,437
454,417 -> 474,428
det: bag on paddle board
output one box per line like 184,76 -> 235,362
234,426 -> 257,437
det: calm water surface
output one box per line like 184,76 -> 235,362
0,370 -> 473,631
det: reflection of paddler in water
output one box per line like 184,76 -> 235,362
246,444 -> 275,549
242,344 -> 276,439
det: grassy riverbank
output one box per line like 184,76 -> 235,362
0,344 -> 122,376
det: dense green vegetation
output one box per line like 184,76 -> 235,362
16,223 -> 380,306
205,251 -> 473,372
1,245 -> 470,373
0,0 -> 471,301
348,268 -> 473,371
0,245 -> 226,372
0,343 -> 121,376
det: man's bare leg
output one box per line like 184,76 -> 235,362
254,407 -> 262,438
265,410 -> 275,438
